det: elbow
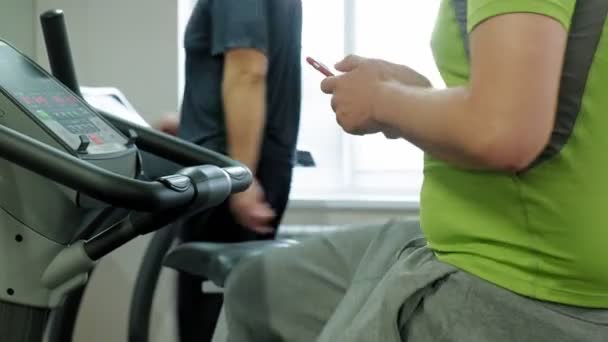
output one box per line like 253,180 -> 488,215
224,64 -> 267,85
236,68 -> 267,83
222,68 -> 266,96
222,67 -> 267,101
476,146 -> 539,173
223,48 -> 268,84
466,122 -> 551,173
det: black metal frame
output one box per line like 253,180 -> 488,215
127,225 -> 179,342
44,279 -> 88,342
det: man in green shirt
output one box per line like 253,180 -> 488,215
223,1 -> 608,341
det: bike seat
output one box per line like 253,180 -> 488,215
163,239 -> 300,287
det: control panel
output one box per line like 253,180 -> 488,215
0,41 -> 128,155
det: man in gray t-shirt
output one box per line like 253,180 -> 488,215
172,0 -> 303,341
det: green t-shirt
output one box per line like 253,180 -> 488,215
424,0 -> 608,308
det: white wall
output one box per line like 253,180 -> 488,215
35,0 -> 180,123
0,0 -> 36,57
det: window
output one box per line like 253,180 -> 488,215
178,0 -> 443,200
349,0 -> 444,195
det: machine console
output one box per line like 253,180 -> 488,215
0,41 -> 128,155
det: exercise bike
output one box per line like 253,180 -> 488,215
0,9 -> 258,341
29,10 -> 305,342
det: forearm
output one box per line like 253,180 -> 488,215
387,61 -> 433,88
373,81 -> 525,171
223,75 -> 266,173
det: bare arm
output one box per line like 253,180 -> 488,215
222,48 -> 268,173
373,13 -> 567,171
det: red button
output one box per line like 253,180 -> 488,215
35,96 -> 47,104
89,134 -> 103,145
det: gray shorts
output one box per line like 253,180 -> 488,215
224,220 -> 608,342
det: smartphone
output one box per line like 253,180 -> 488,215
306,56 -> 335,77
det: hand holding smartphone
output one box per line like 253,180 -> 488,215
306,56 -> 335,77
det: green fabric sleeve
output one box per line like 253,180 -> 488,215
468,0 -> 577,32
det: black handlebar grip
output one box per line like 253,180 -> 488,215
40,9 -> 82,97
223,166 -> 253,193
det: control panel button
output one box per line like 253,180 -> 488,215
35,110 -> 49,119
127,129 -> 138,145
77,135 -> 90,153
89,134 -> 103,145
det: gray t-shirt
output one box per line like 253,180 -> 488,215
179,0 -> 302,165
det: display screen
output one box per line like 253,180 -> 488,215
0,41 -> 127,154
